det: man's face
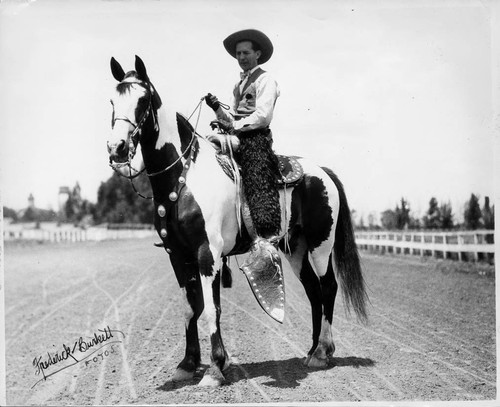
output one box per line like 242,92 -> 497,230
235,41 -> 261,72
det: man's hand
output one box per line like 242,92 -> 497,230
205,93 -> 220,111
210,119 -> 235,134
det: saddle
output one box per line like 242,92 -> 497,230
211,135 -> 304,188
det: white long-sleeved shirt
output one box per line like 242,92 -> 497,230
216,65 -> 280,132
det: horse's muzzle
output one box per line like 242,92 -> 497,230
107,139 -> 129,163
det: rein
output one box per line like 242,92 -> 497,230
145,97 -> 204,178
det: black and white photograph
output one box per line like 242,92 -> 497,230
0,0 -> 497,405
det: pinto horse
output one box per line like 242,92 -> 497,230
107,56 -> 368,387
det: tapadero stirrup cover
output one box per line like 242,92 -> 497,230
240,238 -> 285,323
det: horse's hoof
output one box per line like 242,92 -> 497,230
172,368 -> 194,382
304,355 -> 328,368
198,375 -> 223,387
199,367 -> 225,387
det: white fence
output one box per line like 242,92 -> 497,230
355,230 -> 495,262
4,224 -> 496,263
3,225 -> 155,243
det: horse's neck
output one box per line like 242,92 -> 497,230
141,106 -> 183,201
141,105 -> 221,204
185,137 -> 230,194
155,106 -> 182,152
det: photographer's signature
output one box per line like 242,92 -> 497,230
31,325 -> 124,388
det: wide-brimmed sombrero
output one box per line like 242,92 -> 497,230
223,29 -> 274,64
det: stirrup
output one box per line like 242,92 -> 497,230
240,237 -> 285,323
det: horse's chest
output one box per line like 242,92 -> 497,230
153,192 -> 207,255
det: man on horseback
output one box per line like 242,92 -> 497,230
205,28 -> 283,285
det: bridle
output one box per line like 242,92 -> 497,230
109,80 -> 154,179
108,79 -> 203,199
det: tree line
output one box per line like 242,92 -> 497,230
3,171 -> 495,232
93,172 -> 153,224
3,172 -> 154,226
74,172 -> 154,225
355,194 -> 494,231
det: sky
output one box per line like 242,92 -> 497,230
0,0 -> 497,224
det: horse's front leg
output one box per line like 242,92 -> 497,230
197,242 -> 229,387
170,256 -> 204,382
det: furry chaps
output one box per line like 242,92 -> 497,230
237,131 -> 281,238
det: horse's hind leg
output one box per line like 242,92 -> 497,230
298,167 -> 340,367
299,253 -> 338,367
285,235 -> 328,367
308,252 -> 338,367
299,253 -> 325,366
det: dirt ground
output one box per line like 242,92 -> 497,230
3,239 -> 497,405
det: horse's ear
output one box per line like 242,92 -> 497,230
135,55 -> 149,82
110,57 -> 125,82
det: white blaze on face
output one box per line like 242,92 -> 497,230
109,81 -> 147,147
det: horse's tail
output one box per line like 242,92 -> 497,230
321,166 -> 369,324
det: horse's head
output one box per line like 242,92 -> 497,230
107,55 -> 161,173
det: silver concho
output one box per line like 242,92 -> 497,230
157,204 -> 166,217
